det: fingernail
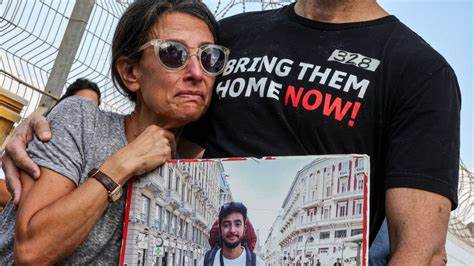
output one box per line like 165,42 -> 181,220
40,132 -> 50,139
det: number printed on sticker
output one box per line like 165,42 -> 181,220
328,49 -> 380,72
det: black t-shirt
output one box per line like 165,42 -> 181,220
184,4 -> 460,244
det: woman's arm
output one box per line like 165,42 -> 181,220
14,157 -> 128,265
14,124 -> 174,265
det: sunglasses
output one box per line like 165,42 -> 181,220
138,39 -> 229,76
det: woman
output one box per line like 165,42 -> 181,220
0,0 -> 228,264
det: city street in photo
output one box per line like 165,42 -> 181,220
121,155 -> 369,266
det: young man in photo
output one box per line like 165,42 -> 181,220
199,202 -> 264,266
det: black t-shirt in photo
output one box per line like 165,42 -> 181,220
184,3 -> 461,244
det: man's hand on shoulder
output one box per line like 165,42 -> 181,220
386,187 -> 450,265
1,114 -> 51,206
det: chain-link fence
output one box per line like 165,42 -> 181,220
213,0 -> 290,18
1,0 -> 135,116
2,0 -> 72,116
0,0 -> 292,117
449,162 -> 474,246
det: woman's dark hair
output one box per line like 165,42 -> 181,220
59,78 -> 101,105
111,0 -> 219,102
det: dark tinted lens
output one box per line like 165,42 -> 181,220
201,47 -> 226,74
158,41 -> 188,69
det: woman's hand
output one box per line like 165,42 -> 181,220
13,125 -> 174,264
101,125 -> 176,184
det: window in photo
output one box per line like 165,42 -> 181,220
153,204 -> 161,229
338,203 -> 346,217
323,207 -> 329,220
318,248 -> 329,254
351,228 -> 363,236
335,230 -> 347,238
357,175 -> 364,191
141,195 -> 150,226
320,231 -> 330,240
355,202 -> 363,216
168,168 -> 173,189
340,177 -> 348,193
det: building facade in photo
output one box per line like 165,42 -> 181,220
219,171 -> 233,206
123,160 -> 231,266
263,214 -> 284,266
265,156 -> 368,266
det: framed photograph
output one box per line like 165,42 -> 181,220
120,155 -> 369,266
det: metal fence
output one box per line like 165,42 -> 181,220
0,0 -> 291,117
1,0 -> 134,117
213,0 -> 289,18
449,162 -> 474,246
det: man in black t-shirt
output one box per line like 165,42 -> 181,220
181,1 -> 460,264
3,0 -> 460,264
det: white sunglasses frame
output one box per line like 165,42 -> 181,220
138,39 -> 230,76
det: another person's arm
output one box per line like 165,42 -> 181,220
2,114 -> 51,206
384,65 -> 460,265
386,188 -> 450,265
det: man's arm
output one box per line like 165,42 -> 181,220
2,114 -> 51,206
381,60 -> 460,265
386,188 -> 450,265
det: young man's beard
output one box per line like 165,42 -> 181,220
222,234 -> 244,249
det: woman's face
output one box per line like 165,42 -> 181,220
135,12 -> 215,129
